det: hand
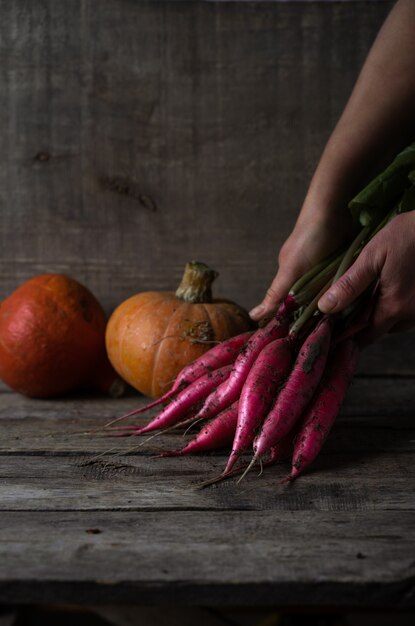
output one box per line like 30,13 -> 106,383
249,211 -> 354,321
249,0 -> 415,324
318,211 -> 415,345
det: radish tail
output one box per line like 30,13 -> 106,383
104,388 -> 177,428
236,454 -> 258,484
196,459 -> 259,489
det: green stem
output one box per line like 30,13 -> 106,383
290,248 -> 343,296
332,225 -> 372,285
289,226 -> 372,337
293,250 -> 344,306
291,224 -> 374,338
370,206 -> 398,239
289,279 -> 332,338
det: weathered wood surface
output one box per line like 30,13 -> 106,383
1,0 -> 411,376
1,448 -> 414,512
0,4 -> 397,300
1,0 -> 414,610
0,387 -> 414,607
1,373 -> 415,430
1,510 -> 414,607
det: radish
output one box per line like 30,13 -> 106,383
171,332 -> 253,391
105,331 -> 252,427
112,364 -> 233,436
224,336 -> 294,474
288,339 -> 359,480
157,402 -> 239,457
192,309 -> 291,424
198,431 -> 295,489
253,316 -> 333,460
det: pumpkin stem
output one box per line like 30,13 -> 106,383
175,262 -> 218,304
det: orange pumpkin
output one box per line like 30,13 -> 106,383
0,274 -> 123,398
106,262 -> 252,398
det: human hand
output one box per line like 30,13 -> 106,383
318,211 -> 415,345
249,212 -> 354,321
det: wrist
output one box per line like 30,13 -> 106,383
297,191 -> 354,231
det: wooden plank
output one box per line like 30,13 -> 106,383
0,0 -> 411,376
0,0 -> 392,312
0,392 -> 412,605
0,411 -> 414,455
0,510 -> 413,607
0,397 -> 414,455
1,373 -> 415,437
0,449 -> 413,512
0,391 -> 413,514
357,334 -> 415,377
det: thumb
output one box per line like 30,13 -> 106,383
318,249 -> 378,314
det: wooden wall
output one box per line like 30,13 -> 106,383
3,0 -> 413,376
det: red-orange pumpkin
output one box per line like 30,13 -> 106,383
106,262 -> 253,399
0,274 -> 123,398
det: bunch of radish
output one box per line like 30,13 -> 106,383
104,142 -> 415,483
104,287 -> 360,482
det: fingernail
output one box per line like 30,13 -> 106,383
318,291 -> 338,313
249,305 -> 265,319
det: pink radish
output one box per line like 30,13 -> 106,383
114,365 -> 232,436
158,402 -> 239,457
224,336 -> 294,474
198,431 -> 295,489
288,339 -> 359,481
106,331 -> 253,427
192,309 -> 291,424
253,316 -> 333,460
171,332 -> 253,391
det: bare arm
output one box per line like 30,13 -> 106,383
250,0 -> 415,321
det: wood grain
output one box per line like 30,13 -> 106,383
0,510 -> 414,607
0,450 -> 414,512
0,0 -> 392,313
1,1 -> 414,609
1,0 -> 410,376
0,385 -> 413,606
1,372 -> 414,431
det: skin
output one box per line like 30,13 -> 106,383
249,0 -> 415,345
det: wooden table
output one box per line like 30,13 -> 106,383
0,375 -> 414,610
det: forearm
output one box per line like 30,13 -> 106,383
298,0 -> 415,227
250,1 -> 415,320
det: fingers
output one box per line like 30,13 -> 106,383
249,268 -> 300,321
250,213 -> 366,322
250,228 -> 318,321
318,246 -> 380,315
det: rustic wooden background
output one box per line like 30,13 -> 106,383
2,0 -> 413,377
